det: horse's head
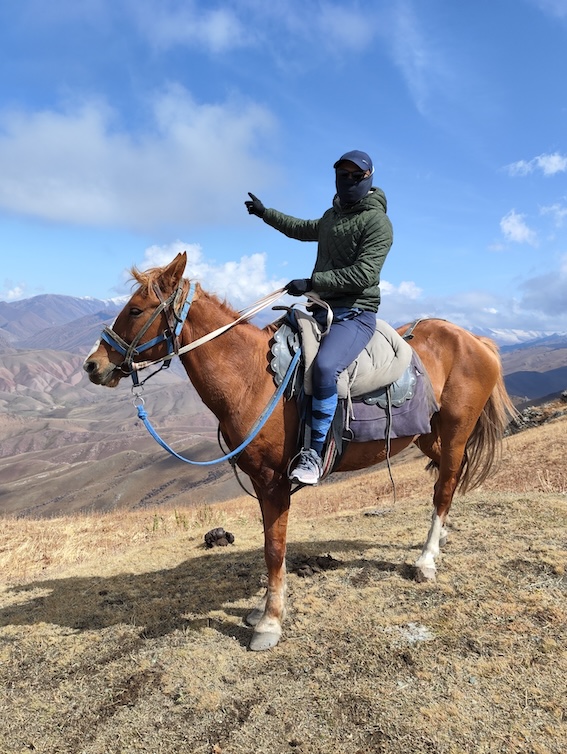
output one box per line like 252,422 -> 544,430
84,252 -> 189,387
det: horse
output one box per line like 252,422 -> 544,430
83,252 -> 515,651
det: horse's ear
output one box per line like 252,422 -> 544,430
160,252 -> 187,292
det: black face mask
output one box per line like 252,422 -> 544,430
335,172 -> 373,206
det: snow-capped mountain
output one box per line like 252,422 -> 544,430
471,327 -> 567,348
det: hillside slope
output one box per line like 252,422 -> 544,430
0,349 -> 240,516
0,414 -> 566,753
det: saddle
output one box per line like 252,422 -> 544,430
271,309 -> 414,403
272,308 -> 438,455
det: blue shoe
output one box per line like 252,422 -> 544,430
289,449 -> 322,485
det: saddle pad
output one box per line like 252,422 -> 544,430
345,352 -> 438,442
295,311 -> 413,398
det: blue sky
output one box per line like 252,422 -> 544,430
1,0 -> 566,337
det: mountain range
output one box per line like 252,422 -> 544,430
3,291 -> 567,356
1,293 -> 566,518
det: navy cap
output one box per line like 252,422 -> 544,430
333,150 -> 373,173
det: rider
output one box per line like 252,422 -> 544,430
245,150 -> 393,485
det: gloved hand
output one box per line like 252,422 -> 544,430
245,192 -> 265,217
285,278 -> 312,296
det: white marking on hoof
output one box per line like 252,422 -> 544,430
415,512 -> 443,580
249,629 -> 281,651
249,616 -> 282,651
415,565 -> 437,582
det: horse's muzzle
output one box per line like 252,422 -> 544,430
83,358 -> 121,387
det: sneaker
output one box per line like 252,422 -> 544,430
289,448 -> 323,485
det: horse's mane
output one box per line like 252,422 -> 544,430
129,265 -> 253,324
130,265 -> 159,291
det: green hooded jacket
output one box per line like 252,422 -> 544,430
262,187 -> 393,312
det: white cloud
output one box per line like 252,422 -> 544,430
505,152 -> 567,176
382,2 -> 433,114
537,153 -> 567,174
377,270 -> 567,333
519,253 -> 567,316
128,0 -> 384,63
540,201 -> 567,226
381,280 -> 423,299
129,0 -> 252,54
374,0 -> 460,118
528,0 -> 567,20
138,241 -> 287,307
487,241 -> 506,252
500,210 -> 538,246
3,284 -> 26,301
319,5 -> 375,49
377,279 -> 550,334
131,251 -> 428,326
0,86 -> 277,232
505,159 -> 532,177
355,259 -> 567,331
141,241 -> 202,275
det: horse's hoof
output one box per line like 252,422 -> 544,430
249,629 -> 280,651
415,565 -> 436,582
245,607 -> 263,627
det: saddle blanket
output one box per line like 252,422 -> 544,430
343,351 -> 438,442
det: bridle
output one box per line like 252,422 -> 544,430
92,280 -> 311,487
100,280 -> 196,387
99,281 -> 289,388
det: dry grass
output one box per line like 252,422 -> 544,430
0,417 -> 566,753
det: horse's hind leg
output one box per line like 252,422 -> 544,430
246,476 -> 291,651
415,506 -> 447,581
414,426 -> 468,581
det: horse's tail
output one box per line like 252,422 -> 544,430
458,337 -> 518,494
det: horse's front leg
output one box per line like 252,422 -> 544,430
246,477 -> 291,651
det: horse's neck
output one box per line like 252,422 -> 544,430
179,292 -> 270,421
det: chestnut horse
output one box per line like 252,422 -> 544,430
84,252 -> 515,651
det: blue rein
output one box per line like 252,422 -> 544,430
135,349 -> 300,466
102,280 -> 299,466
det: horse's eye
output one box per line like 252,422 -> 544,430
129,307 -> 143,317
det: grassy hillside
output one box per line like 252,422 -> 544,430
0,416 -> 566,753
